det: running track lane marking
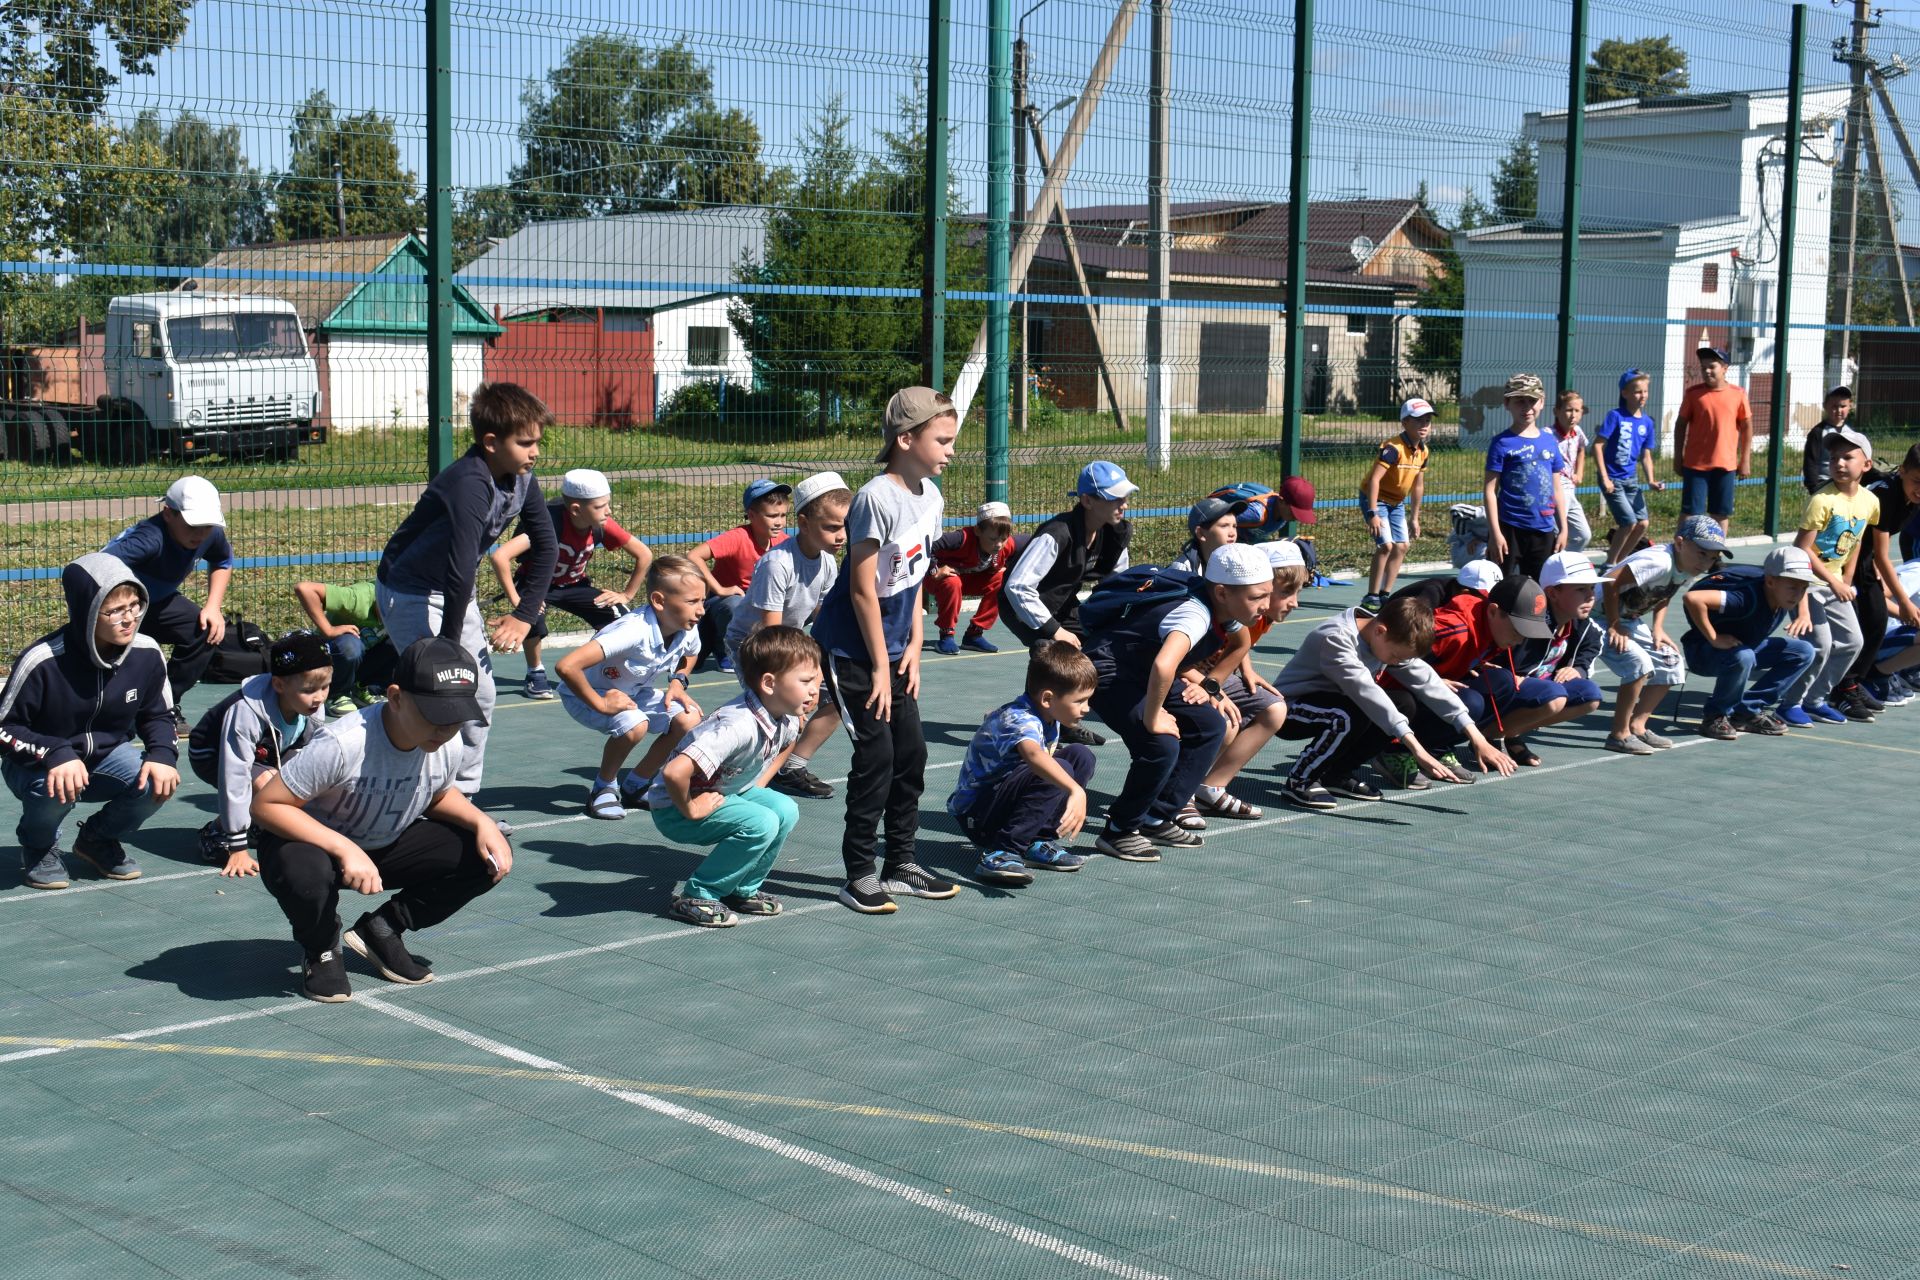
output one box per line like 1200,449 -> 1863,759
354,996 -> 1170,1280
0,1031 -> 1827,1280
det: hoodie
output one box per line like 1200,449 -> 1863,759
0,554 -> 177,772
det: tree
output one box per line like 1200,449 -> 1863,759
272,91 -> 419,240
1586,36 -> 1689,104
1489,135 -> 1537,224
121,110 -> 268,263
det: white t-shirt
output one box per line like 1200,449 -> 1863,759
1555,427 -> 1588,482
277,705 -> 462,848
644,691 -> 801,808
1598,542 -> 1703,621
726,541 -> 838,656
580,605 -> 701,700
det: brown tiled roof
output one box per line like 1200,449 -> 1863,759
185,233 -> 413,330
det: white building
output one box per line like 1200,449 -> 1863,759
1457,87 -> 1848,449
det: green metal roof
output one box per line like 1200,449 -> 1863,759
318,235 -> 502,338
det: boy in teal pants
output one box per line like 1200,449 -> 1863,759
646,625 -> 822,927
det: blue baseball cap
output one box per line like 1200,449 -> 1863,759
1697,346 -> 1731,366
1076,460 -> 1138,501
1676,513 -> 1730,553
742,478 -> 793,509
1618,368 -> 1648,390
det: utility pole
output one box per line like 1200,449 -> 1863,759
1145,0 -> 1171,471
1833,0 -> 1874,367
922,0 -> 952,388
1014,33 -> 1030,435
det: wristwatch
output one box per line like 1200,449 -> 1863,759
1200,677 -> 1222,698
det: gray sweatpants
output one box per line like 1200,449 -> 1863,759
1559,478 -> 1591,554
1784,582 -> 1862,709
375,583 -> 495,796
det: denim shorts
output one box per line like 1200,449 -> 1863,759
1603,479 -> 1648,526
1371,501 -> 1409,548
1681,468 -> 1737,518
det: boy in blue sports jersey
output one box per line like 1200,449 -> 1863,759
1483,373 -> 1566,583
1593,369 -> 1665,566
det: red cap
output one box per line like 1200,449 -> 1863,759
1279,476 -> 1317,524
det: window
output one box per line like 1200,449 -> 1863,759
1701,262 -> 1719,293
1346,313 -> 1370,335
688,326 -> 727,368
166,313 -> 306,363
129,321 -> 160,360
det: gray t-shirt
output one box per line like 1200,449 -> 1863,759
726,541 -> 838,656
812,474 -> 945,660
277,705 -> 462,848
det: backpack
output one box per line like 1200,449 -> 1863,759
1209,483 -> 1291,543
203,615 -> 270,684
1079,564 -> 1212,635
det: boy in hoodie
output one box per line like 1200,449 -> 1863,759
187,631 -> 334,877
0,554 -> 180,889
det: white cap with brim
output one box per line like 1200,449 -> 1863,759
1456,559 -> 1504,591
162,475 -> 224,527
1763,545 -> 1819,583
1538,550 -> 1601,588
1203,543 -> 1271,586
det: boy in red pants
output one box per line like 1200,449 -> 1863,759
927,501 -> 1017,654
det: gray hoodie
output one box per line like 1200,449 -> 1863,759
1273,606 -> 1472,741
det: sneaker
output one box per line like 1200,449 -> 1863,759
1696,714 -> 1738,741
1866,676 -> 1910,707
1022,840 -> 1088,872
973,850 -> 1036,886
1888,672 -> 1918,703
1280,780 -> 1338,811
326,694 -> 357,717
351,686 -> 382,708
1833,692 -> 1877,722
880,862 -> 961,899
1842,681 -> 1886,712
1172,803 -> 1208,831
523,668 -> 556,700
1360,593 -> 1384,612
721,890 -> 783,916
1141,820 -> 1203,848
717,654 -> 735,674
586,781 -> 627,820
1372,751 -> 1428,790
21,849 -> 68,891
1604,733 -> 1654,756
1060,723 -> 1106,747
1323,774 -> 1383,801
343,911 -> 434,984
71,826 -> 139,880
936,632 -> 960,656
1779,704 -> 1814,727
1193,789 -> 1263,819
1755,710 -> 1792,734
1095,829 -> 1161,862
770,765 -> 834,799
667,896 -> 738,928
1805,700 -> 1849,725
172,706 -> 190,739
301,946 -> 352,1003
1729,709 -> 1787,736
839,875 -> 898,914
961,629 -> 999,653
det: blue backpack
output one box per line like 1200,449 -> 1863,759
1079,564 -> 1212,635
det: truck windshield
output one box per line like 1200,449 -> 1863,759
166,313 -> 306,362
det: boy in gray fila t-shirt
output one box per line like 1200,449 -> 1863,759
252,638 -> 513,1004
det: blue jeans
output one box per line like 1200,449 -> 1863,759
330,629 -> 365,691
1372,502 -> 1408,548
1681,468 -> 1737,519
1090,681 -> 1228,833
1683,634 -> 1818,718
650,786 -> 798,900
957,744 -> 1097,850
3,740 -> 166,856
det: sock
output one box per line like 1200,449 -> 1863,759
1197,784 -> 1225,803
783,754 -> 810,772
622,768 -> 652,793
527,664 -> 544,673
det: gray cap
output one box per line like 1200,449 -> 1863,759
1827,425 -> 1873,460
878,386 -> 955,461
1676,514 -> 1730,553
1763,545 -> 1819,583
1188,495 -> 1248,532
1488,575 -> 1554,639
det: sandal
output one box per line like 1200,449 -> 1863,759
668,896 -> 738,928
586,784 -> 628,820
1193,789 -> 1263,820
1173,803 -> 1208,831
1504,737 -> 1542,768
722,890 -> 784,916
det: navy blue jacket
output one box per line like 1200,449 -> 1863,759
101,513 -> 233,603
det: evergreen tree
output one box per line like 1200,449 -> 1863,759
272,91 -> 420,241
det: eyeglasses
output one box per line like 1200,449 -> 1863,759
101,603 -> 145,622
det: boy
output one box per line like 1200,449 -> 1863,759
1672,346 -> 1752,534
293,577 -> 395,716
102,475 -> 234,734
1483,373 -> 1566,582
1781,425 -> 1878,725
251,636 -> 512,1003
489,467 -> 652,700
1595,514 -> 1726,754
1854,445 -> 1920,708
1359,397 -> 1432,610
188,631 -> 333,878
690,478 -> 791,672
646,626 -> 821,928
1082,543 -> 1271,862
812,387 -> 958,914
376,382 -> 556,799
1506,551 -> 1606,764
927,500 -> 1017,654
947,640 -> 1099,886
1593,369 -> 1664,567
1681,547 -> 1819,740
1552,389 -> 1592,554
1274,595 -> 1510,808
0,554 -> 179,889
1169,495 -> 1246,574
1866,552 -> 1920,703
555,555 -> 706,819
1800,385 -> 1856,495
724,471 -> 851,799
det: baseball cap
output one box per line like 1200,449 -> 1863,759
561,468 -> 611,501
1262,540 -> 1306,570
976,500 -> 1012,521
1279,475 -> 1318,524
1487,575 -> 1553,639
162,475 -> 224,527
1697,345 -> 1731,365
1763,545 -> 1818,583
1457,559 -> 1504,592
392,636 -> 486,726
878,386 -> 955,461
1827,425 -> 1873,459
1203,543 -> 1271,586
1076,460 -> 1138,501
1400,397 -> 1435,420
1538,550 -> 1600,588
1676,513 -> 1731,554
792,471 -> 850,514
1188,495 -> 1248,531
1827,384 -> 1853,400
1503,373 -> 1545,403
269,630 -> 332,676
1618,368 -> 1649,390
742,478 -> 793,509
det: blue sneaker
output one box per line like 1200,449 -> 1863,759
1778,704 -> 1814,727
523,667 -> 555,700
973,849 -> 1034,886
22,848 -> 68,890
1022,840 -> 1087,872
717,654 -> 735,674
936,633 -> 960,656
1805,701 -> 1848,724
961,630 -> 999,654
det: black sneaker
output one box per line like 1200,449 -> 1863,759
770,765 -> 834,799
1729,709 -> 1786,737
1323,774 -> 1383,801
301,946 -> 352,1003
1838,694 -> 1877,723
71,826 -> 140,880
1280,780 -> 1337,811
838,875 -> 898,914
880,862 -> 961,900
1842,681 -> 1886,712
171,706 -> 190,739
343,911 -> 434,984
1140,820 -> 1202,849
1060,723 -> 1106,747
1696,714 -> 1738,741
1094,829 -> 1161,862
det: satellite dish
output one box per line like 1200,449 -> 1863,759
1348,235 -> 1375,264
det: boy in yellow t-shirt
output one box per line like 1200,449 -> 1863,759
1780,425 -> 1879,726
1359,397 -> 1432,609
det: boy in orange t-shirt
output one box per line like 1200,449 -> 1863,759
1671,346 -> 1752,535
690,478 -> 791,672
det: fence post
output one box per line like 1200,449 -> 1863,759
1279,0 -> 1313,481
922,0 -> 951,390
1766,5 -> 1809,537
1554,0 -> 1588,401
1145,0 -> 1171,471
985,0 -> 1013,503
425,0 -> 455,477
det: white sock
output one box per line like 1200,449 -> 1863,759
1197,784 -> 1225,803
783,754 -> 810,772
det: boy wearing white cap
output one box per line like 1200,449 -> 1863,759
927,499 -> 1018,654
101,475 -> 235,732
1681,547 -> 1819,740
488,466 -> 653,699
1503,550 -> 1606,764
1595,514 -> 1726,755
1359,398 -> 1432,609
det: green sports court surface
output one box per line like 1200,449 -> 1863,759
7,568 -> 1920,1280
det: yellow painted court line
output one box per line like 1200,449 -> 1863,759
1785,728 -> 1920,759
0,1033 -> 1825,1278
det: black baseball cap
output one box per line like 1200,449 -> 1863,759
392,637 -> 485,725
1487,575 -> 1553,639
269,630 -> 332,676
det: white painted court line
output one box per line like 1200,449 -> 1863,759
360,996 -> 1170,1280
0,867 -> 219,905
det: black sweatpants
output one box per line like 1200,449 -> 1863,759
140,591 -> 215,703
258,817 -> 498,956
1500,527 -> 1556,585
526,580 -> 626,644
1846,566 -> 1889,686
1277,692 -> 1391,786
824,655 -> 926,882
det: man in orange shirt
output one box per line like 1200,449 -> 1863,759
1671,346 -> 1752,536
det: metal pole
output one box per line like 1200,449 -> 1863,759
922,0 -> 952,388
1767,5 -> 1808,537
1279,0 -> 1312,481
1145,0 -> 1171,471
1835,0 -> 1871,367
425,0 -> 454,476
1554,0 -> 1589,400
986,0 -> 1013,502
1014,36 -> 1030,435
